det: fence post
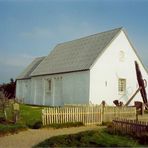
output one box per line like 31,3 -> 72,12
42,109 -> 45,126
100,105 -> 103,124
101,103 -> 105,123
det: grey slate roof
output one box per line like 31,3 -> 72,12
31,28 -> 122,76
16,56 -> 45,80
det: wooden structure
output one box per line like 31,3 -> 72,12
102,106 -> 136,122
113,119 -> 148,134
16,28 -> 148,107
42,105 -> 102,126
135,61 -> 148,108
124,61 -> 148,107
42,105 -> 136,126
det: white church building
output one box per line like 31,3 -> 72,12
16,27 -> 148,106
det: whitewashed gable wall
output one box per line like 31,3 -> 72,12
89,31 -> 148,105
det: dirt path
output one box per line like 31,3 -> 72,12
0,125 -> 102,148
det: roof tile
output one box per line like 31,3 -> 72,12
31,27 -> 122,76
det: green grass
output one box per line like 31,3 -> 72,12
19,104 -> 84,129
0,123 -> 26,136
0,103 -> 43,129
0,103 -> 43,135
19,104 -> 43,128
34,129 -> 141,147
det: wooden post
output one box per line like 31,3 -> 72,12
142,103 -> 144,115
13,102 -> 20,123
136,112 -> 138,122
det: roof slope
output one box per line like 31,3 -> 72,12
31,28 -> 122,76
16,56 -> 45,80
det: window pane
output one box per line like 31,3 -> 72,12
118,79 -> 126,94
48,80 -> 51,91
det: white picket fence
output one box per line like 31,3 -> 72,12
42,105 -> 136,126
42,105 -> 102,126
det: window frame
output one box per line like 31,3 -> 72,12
48,79 -> 51,91
45,79 -> 52,93
118,78 -> 126,95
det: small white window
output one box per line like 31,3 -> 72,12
118,79 -> 126,94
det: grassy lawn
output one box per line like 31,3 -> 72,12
19,104 -> 43,128
0,103 -> 83,134
34,129 -> 142,147
0,103 -> 43,135
0,123 -> 26,136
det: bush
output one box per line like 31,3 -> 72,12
33,121 -> 43,129
26,121 -> 43,129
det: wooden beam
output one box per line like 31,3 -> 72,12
124,87 -> 142,106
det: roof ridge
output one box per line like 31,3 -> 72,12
57,27 -> 123,46
35,56 -> 46,59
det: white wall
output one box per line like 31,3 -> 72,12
90,30 -> 148,105
16,79 -> 31,103
30,71 -> 90,106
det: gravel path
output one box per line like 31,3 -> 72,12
0,125 -> 102,148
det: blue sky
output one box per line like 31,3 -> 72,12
0,0 -> 148,83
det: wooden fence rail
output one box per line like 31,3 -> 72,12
42,106 -> 102,126
102,106 -> 136,122
42,105 -> 136,126
113,119 -> 148,134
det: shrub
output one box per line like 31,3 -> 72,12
32,121 -> 43,129
26,121 -> 43,129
